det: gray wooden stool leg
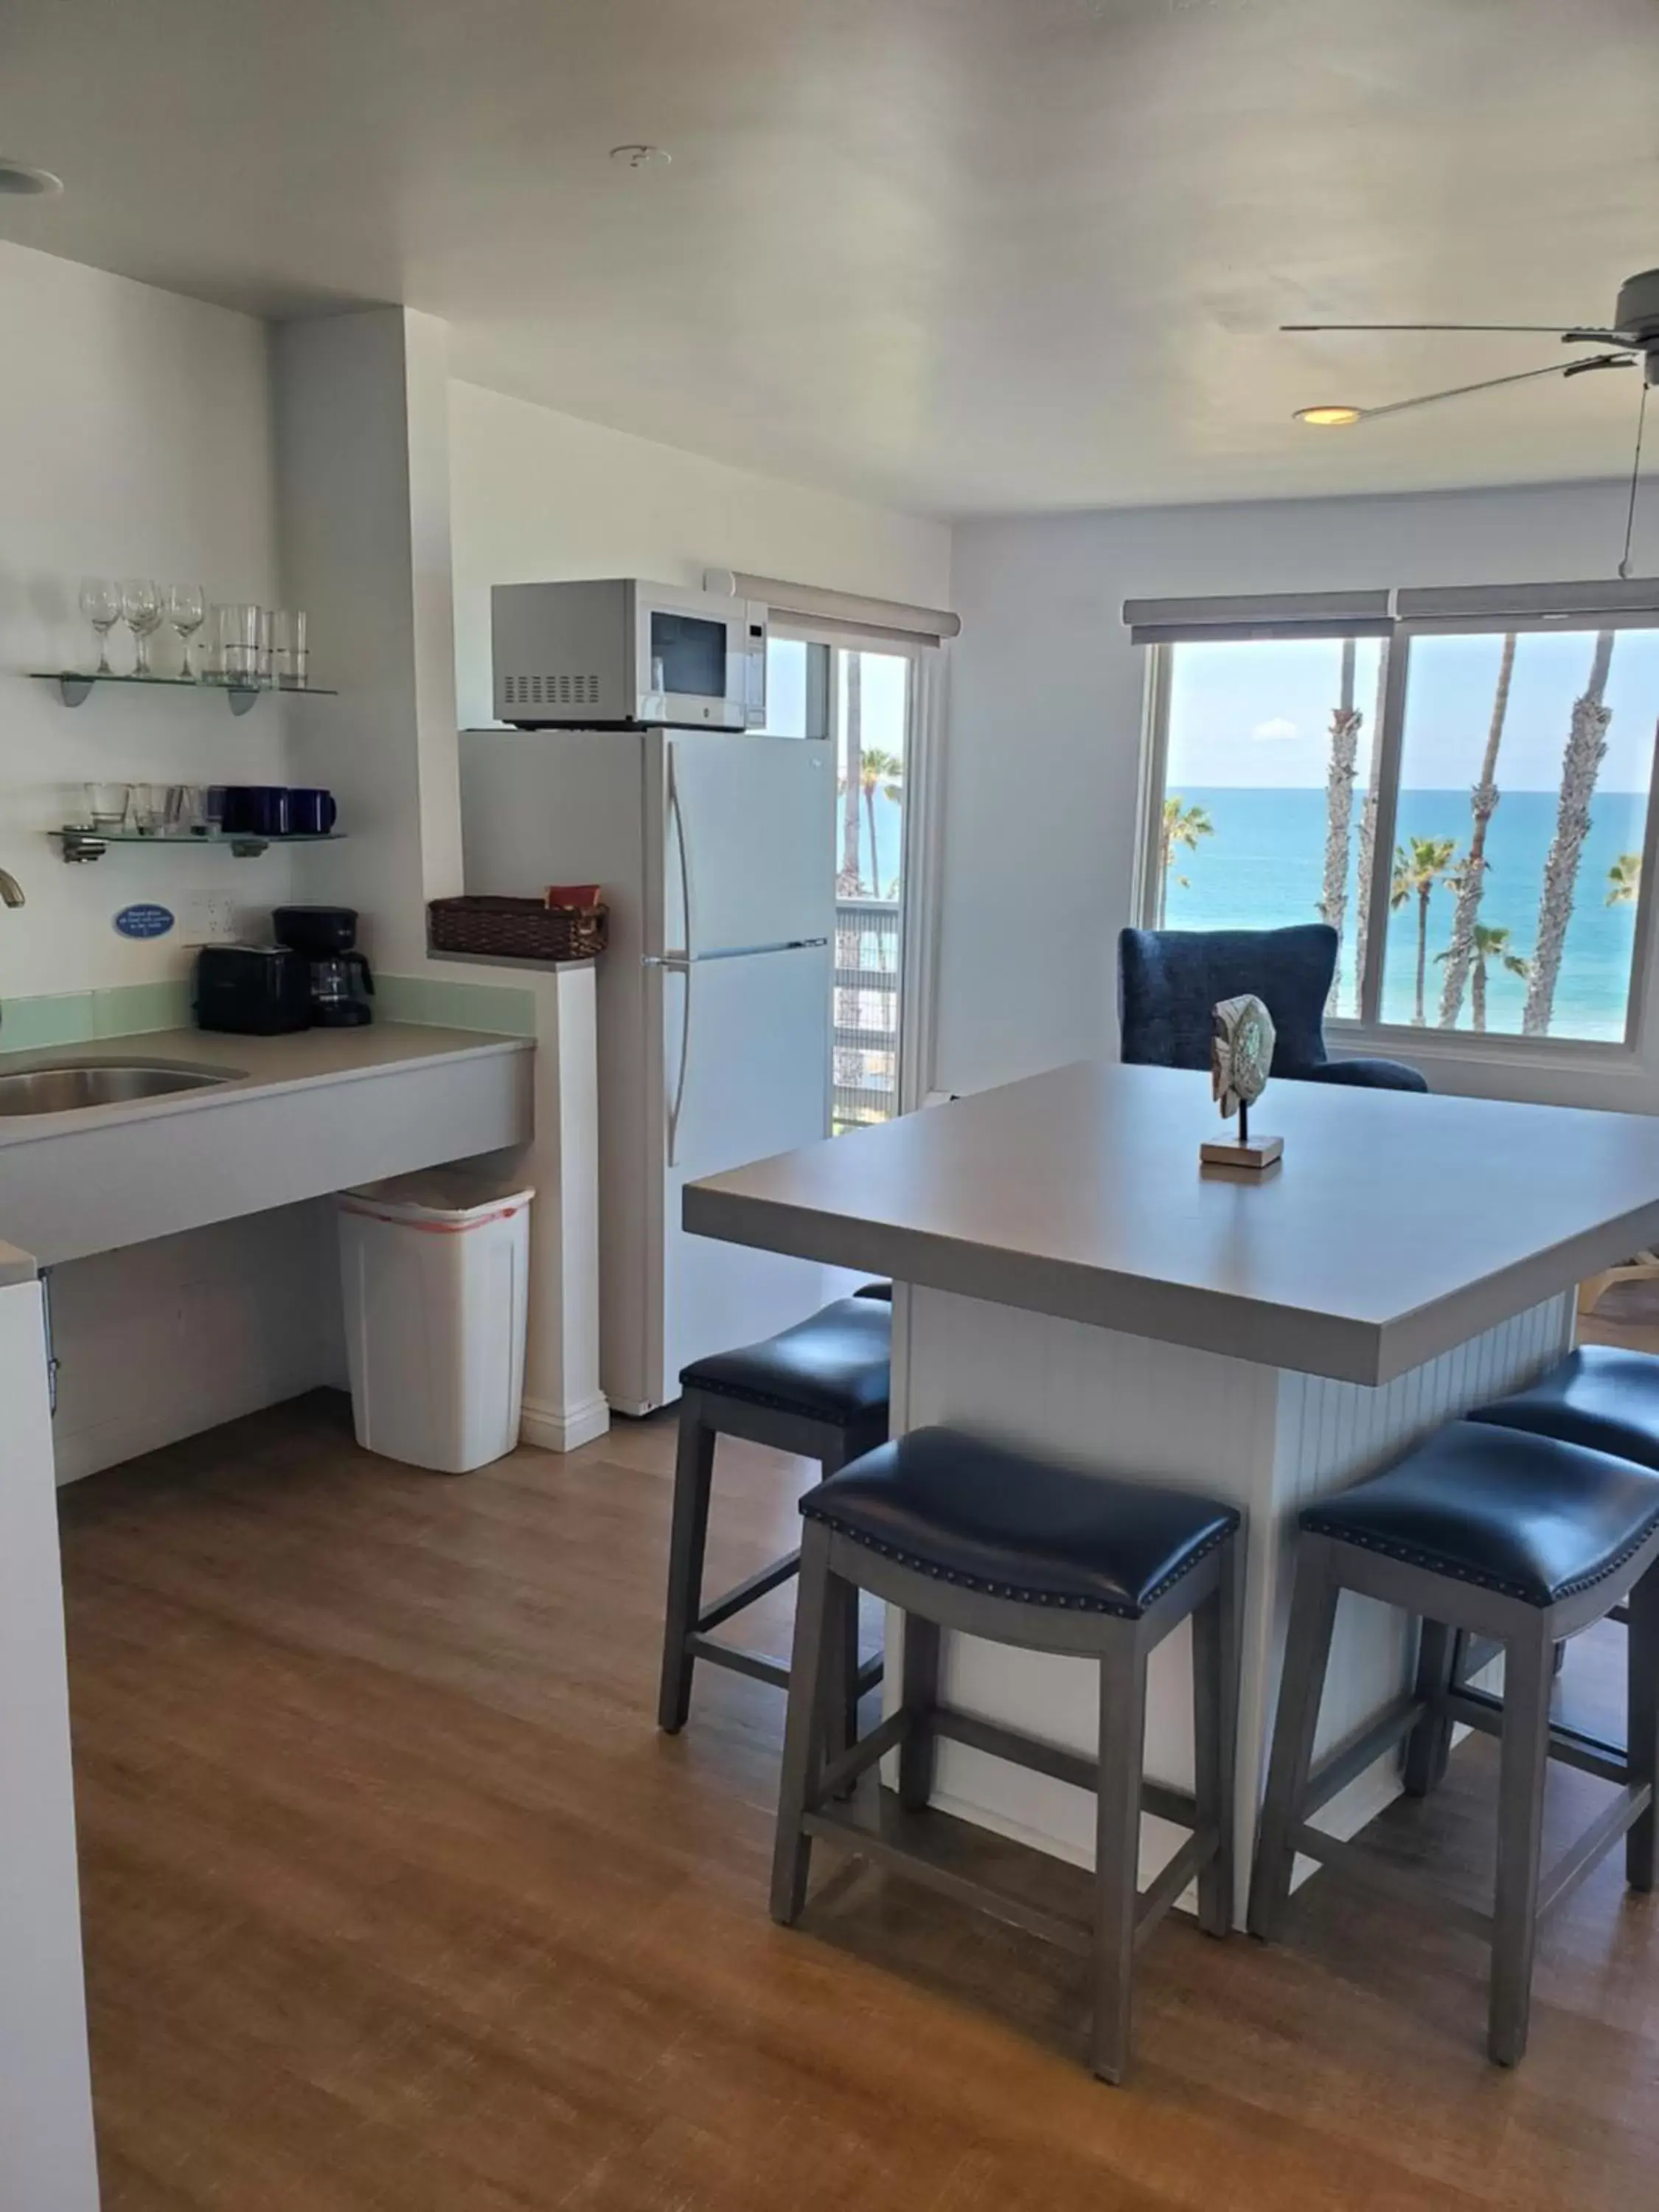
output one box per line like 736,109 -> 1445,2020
1489,1619 -> 1554,2067
1402,1620 -> 1458,1798
1091,1628 -> 1148,2085
1248,1540 -> 1339,1942
897,1615 -> 942,1812
1192,1536 -> 1242,1938
771,1521 -> 837,1925
1625,1562 -> 1659,1891
657,1409 -> 717,1733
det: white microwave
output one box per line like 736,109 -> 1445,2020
492,578 -> 768,731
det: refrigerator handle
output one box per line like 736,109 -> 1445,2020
666,739 -> 695,958
667,961 -> 692,1170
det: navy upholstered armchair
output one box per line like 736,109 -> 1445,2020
1117,925 -> 1427,1092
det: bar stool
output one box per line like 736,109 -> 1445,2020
769,1426 -> 1243,2084
1249,1419 -> 1659,2065
657,1296 -> 891,1733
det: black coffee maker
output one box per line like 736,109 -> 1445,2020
271,906 -> 375,1027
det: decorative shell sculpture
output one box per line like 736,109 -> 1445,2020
1211,994 -> 1275,1123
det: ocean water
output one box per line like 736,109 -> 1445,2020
1162,786 -> 1648,1040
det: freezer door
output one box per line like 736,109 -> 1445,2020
651,941 -> 833,1397
660,732 -> 835,957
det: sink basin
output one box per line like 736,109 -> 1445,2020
0,1061 -> 240,1116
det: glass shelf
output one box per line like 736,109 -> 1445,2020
32,670 -> 336,717
50,827 -> 347,863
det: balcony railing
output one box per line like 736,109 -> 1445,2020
834,897 -> 900,1130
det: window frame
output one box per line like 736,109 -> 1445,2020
1138,619 -> 1659,1062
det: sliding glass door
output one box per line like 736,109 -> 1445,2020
761,631 -> 925,1127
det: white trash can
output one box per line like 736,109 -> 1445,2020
338,1169 -> 534,1473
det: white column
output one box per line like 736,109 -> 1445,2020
0,1260 -> 100,2211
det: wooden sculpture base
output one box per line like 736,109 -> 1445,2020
1200,1133 -> 1283,1172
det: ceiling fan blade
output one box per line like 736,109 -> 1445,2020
1281,321 -> 1607,335
1349,354 -> 1634,422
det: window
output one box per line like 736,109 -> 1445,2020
1155,636 -> 1384,1018
1141,616 -> 1659,1046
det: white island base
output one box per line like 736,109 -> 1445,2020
888,1281 -> 1573,1919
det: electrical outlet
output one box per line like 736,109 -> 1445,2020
183,889 -> 238,944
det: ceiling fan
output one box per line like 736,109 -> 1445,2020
1282,265 -> 1659,573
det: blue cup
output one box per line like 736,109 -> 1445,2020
220,786 -> 290,836
286,788 -> 337,835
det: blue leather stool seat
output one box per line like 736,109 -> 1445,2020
1469,1345 -> 1659,1472
803,1427 -> 1239,1618
681,1296 -> 891,1424
1301,1419 -> 1659,1608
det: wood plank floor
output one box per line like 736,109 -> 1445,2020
58,1343 -> 1659,2211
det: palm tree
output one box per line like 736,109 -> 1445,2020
1318,639 -> 1363,1008
1523,630 -> 1616,1035
1438,633 -> 1517,1027
1391,834 -> 1459,1025
1607,852 -> 1643,907
860,746 -> 903,902
1158,795 -> 1214,922
1438,921 -> 1528,1034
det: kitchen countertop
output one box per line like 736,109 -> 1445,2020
0,1023 -> 532,1147
685,1059 -> 1659,1384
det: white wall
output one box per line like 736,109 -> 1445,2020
940,478 -> 1659,1110
0,241 -> 340,1478
0,239 -> 299,990
448,379 -> 952,729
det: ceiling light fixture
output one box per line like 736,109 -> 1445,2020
0,159 -> 63,197
1295,404 -> 1363,428
609,145 -> 671,170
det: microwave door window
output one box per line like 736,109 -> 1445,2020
651,612 -> 726,698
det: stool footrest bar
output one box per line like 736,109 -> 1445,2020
1444,1686 -> 1630,1784
1303,1693 -> 1425,1818
1537,1784 -> 1652,1921
696,1548 -> 801,1635
803,1795 -> 1095,1957
810,1708 -> 910,1806
1135,1829 -> 1219,1947
926,1705 -> 1197,1832
685,1635 -> 789,1689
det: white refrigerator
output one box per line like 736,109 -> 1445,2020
459,727 -> 836,1415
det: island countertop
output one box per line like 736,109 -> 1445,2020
684,1060 -> 1659,1385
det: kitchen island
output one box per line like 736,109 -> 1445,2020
686,1060 -> 1659,1914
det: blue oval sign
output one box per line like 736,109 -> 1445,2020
114,902 -> 175,941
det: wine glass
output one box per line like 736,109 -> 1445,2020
121,579 -> 163,677
165,584 -> 206,679
79,577 -> 121,675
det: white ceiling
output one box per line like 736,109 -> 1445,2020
2,0 -> 1656,518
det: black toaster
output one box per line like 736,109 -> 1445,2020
194,945 -> 312,1034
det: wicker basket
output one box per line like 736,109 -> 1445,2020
428,895 -> 608,963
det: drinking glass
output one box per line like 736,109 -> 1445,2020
217,602 -> 260,684
128,783 -> 165,834
79,578 -> 122,675
83,782 -> 129,832
204,785 -> 227,834
274,608 -> 309,687
121,579 -> 163,677
257,607 -> 275,683
166,584 -> 206,679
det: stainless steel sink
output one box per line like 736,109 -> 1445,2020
0,1061 -> 240,1116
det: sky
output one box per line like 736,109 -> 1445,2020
1167,630 -> 1659,793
